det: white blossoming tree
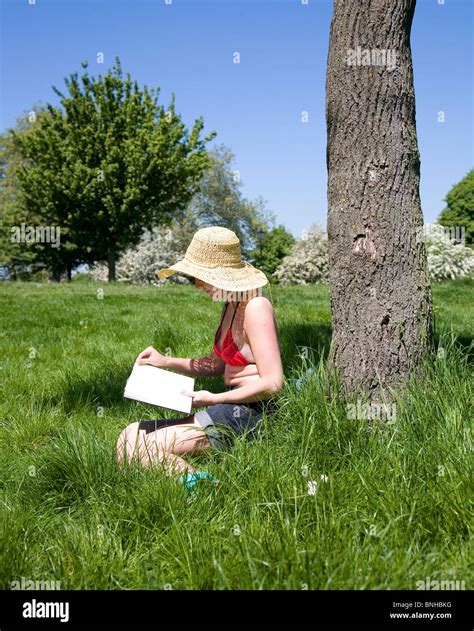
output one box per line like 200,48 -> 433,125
273,221 -> 473,287
273,224 -> 329,285
89,221 -> 196,285
424,223 -> 474,282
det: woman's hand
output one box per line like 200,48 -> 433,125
182,389 -> 217,408
136,346 -> 168,368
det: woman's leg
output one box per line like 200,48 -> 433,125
116,416 -> 212,474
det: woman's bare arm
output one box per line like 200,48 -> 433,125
165,352 -> 225,377
136,346 -> 225,377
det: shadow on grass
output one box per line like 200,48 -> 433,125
279,322 -> 332,373
281,324 -> 473,370
433,333 -> 473,363
44,366 -> 131,413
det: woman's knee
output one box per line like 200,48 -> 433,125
116,421 -> 141,464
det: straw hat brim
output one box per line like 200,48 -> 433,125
156,258 -> 268,291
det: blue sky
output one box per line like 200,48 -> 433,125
1,0 -> 472,239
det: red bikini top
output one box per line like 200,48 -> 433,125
213,301 -> 250,366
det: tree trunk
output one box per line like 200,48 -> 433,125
325,0 -> 434,397
107,247 -> 116,282
50,264 -> 61,282
66,262 -> 72,282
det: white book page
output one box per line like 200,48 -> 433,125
124,363 -> 195,414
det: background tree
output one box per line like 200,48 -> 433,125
326,0 -> 434,397
89,144 -> 277,284
0,107 -> 48,279
438,169 -> 474,247
252,224 -> 296,281
11,58 -> 215,280
186,144 -> 271,257
4,106 -> 83,281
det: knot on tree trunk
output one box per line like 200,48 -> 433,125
352,226 -> 377,260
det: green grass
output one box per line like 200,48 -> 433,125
0,280 -> 472,590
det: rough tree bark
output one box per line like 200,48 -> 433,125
325,0 -> 434,397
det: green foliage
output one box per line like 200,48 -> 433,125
186,144 -> 272,257
438,169 -> 474,247
0,107 -> 49,279
250,224 -> 296,281
8,58 -> 216,280
0,281 -> 472,589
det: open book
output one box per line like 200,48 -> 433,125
124,363 -> 195,414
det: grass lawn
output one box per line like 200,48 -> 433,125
0,279 -> 472,590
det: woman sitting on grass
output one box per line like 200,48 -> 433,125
116,226 -> 284,491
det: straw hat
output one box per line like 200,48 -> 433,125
156,226 -> 269,292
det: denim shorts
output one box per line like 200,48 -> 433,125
194,385 -> 278,450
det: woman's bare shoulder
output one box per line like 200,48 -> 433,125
243,296 -> 274,318
246,295 -> 273,307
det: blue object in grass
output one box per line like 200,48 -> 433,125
295,367 -> 316,390
180,471 -> 220,494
